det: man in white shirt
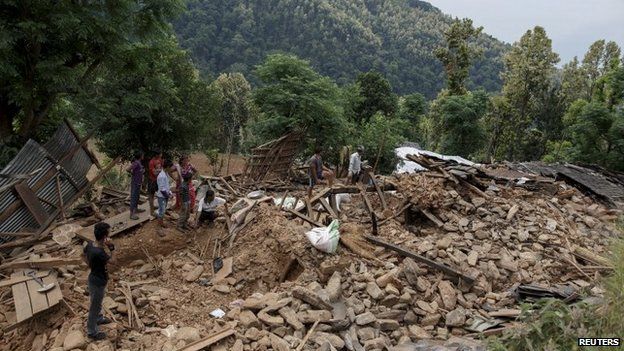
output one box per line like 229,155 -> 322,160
156,160 -> 173,228
348,145 -> 364,184
195,189 -> 226,227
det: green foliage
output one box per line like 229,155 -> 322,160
0,0 -> 183,141
430,91 -> 488,157
496,26 -> 560,161
435,18 -> 483,95
353,71 -> 398,124
173,0 -> 508,98
212,73 -> 256,153
358,113 -> 407,174
398,93 -> 427,142
76,38 -> 218,160
250,53 -> 349,161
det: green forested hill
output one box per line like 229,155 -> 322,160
173,0 -> 509,97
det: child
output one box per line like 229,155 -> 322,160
177,171 -> 193,230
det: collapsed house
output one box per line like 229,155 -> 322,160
0,133 -> 622,351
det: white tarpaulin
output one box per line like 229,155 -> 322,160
395,145 -> 478,174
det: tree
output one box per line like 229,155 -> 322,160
353,71 -> 398,124
435,18 -> 483,95
250,54 -> 349,159
560,57 -> 587,105
435,91 -> 488,157
359,113 -> 407,174
0,0 -> 182,140
500,26 -> 559,160
581,40 -> 622,99
212,73 -> 255,156
76,38 -> 217,159
397,93 -> 427,142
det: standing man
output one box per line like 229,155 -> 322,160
348,146 -> 364,184
156,160 -> 173,228
126,151 -> 144,220
177,171 -> 193,231
307,147 -> 334,198
194,189 -> 226,227
84,222 -> 114,340
147,149 -> 163,217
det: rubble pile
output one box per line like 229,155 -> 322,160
0,152 -> 622,351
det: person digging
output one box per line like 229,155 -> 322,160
83,222 -> 115,340
194,189 -> 226,228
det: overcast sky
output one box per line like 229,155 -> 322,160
428,0 -> 624,65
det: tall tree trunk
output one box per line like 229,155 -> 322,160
0,97 -> 18,140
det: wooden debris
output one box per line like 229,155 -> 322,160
0,271 -> 50,288
295,320 -> 320,351
365,235 -> 475,286
420,209 -> 444,228
287,209 -> 323,227
0,257 -> 83,271
178,328 -> 235,351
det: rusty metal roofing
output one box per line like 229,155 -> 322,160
0,121 -> 95,244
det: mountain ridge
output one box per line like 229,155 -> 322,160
174,0 -> 509,97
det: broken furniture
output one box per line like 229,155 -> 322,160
4,270 -> 63,330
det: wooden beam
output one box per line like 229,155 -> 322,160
421,209 -> 444,228
178,328 -> 235,351
63,118 -> 102,169
369,175 -> 388,210
13,182 -> 49,226
365,236 -> 475,286
0,257 -> 83,271
318,197 -> 338,219
287,209 -> 323,227
0,271 -> 50,288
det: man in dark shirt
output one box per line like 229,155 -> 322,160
83,222 -> 115,340
177,171 -> 192,231
126,151 -> 145,220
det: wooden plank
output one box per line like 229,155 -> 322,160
14,182 -> 49,226
287,209 -> 323,227
76,202 -> 150,241
0,257 -> 83,271
361,190 -> 374,215
329,194 -> 339,215
365,236 -> 475,286
11,272 -> 33,322
25,272 -> 50,314
318,197 -> 338,219
421,209 -> 444,228
42,271 -> 62,307
305,197 -> 313,217
178,328 -> 235,351
370,176 -> 388,210
0,271 -> 49,288
0,231 -> 37,237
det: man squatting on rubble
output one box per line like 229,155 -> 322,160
348,145 -> 364,185
83,222 -> 115,340
308,147 -> 335,198
194,189 -> 226,227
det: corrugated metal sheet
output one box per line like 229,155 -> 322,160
0,121 -> 95,244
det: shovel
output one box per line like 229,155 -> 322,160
26,271 -> 55,293
212,239 -> 223,273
